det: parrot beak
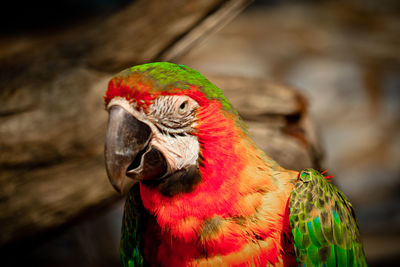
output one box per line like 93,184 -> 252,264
104,105 -> 167,194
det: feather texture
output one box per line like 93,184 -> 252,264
289,169 -> 367,267
105,62 -> 367,267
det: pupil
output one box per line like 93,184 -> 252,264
180,102 -> 187,109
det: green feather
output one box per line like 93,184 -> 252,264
289,169 -> 368,266
307,244 -> 321,266
333,211 -> 344,247
307,221 -> 321,247
127,62 -> 236,113
335,245 -> 348,266
347,246 -> 355,266
120,183 -> 145,267
312,217 -> 328,246
326,245 -> 336,267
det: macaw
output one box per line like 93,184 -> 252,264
104,62 -> 367,266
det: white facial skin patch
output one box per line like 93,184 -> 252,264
107,96 -> 200,176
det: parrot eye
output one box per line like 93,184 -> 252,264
178,100 -> 189,115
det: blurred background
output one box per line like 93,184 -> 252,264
0,0 -> 399,266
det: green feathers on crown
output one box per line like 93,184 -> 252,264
128,62 -> 235,113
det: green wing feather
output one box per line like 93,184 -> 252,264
120,183 -> 145,267
289,169 -> 368,267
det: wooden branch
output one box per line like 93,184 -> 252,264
160,0 -> 251,62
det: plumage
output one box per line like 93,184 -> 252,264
104,62 -> 367,266
289,169 -> 367,267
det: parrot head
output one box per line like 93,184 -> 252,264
104,62 -> 249,196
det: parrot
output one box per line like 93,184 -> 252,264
104,62 -> 367,267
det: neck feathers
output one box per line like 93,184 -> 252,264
137,104 -> 298,265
